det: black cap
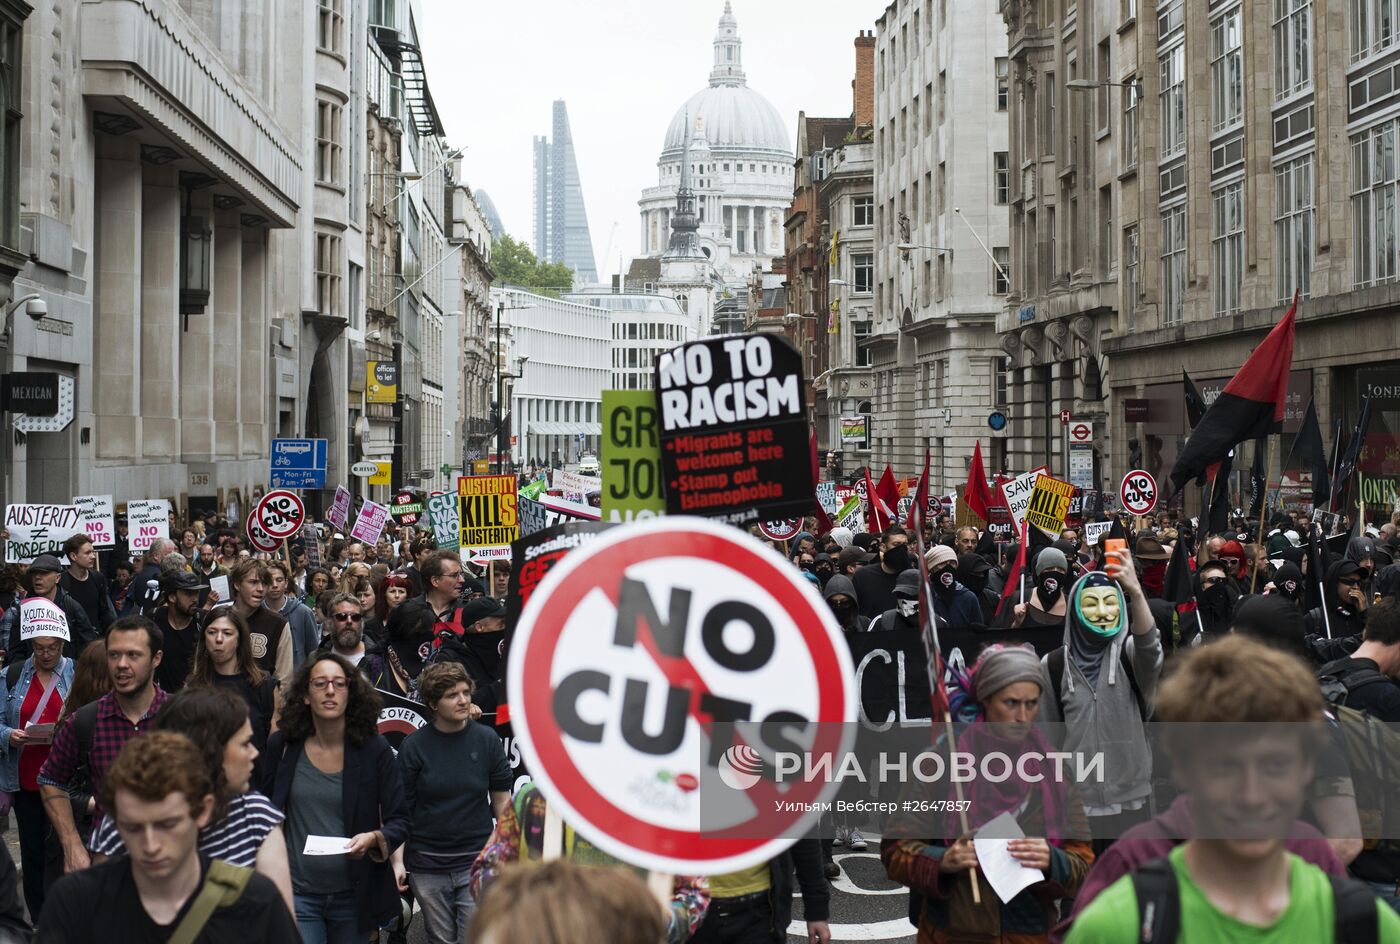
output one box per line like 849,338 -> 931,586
28,555 -> 62,574
459,596 -> 506,627
893,568 -> 922,599
163,571 -> 208,593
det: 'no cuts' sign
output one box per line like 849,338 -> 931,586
509,517 -> 855,873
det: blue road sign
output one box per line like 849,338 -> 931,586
270,438 -> 328,489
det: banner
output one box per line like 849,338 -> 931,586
127,500 -> 171,556
549,470 -> 602,518
350,499 -> 390,545
836,494 -> 865,533
327,485 -> 352,531
601,390 -> 666,523
375,687 -> 429,753
816,482 -> 838,516
73,495 -> 115,549
655,334 -> 812,523
840,416 -> 868,445
458,475 -> 518,561
1025,473 -> 1075,537
3,504 -> 82,564
366,361 -> 399,404
19,597 -> 69,641
998,466 -> 1048,532
425,492 -> 461,550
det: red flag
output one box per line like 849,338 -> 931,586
1171,293 -> 1297,491
864,468 -> 892,533
876,465 -> 901,526
995,520 -> 1030,617
810,431 -> 834,533
907,450 -> 930,531
965,441 -> 993,524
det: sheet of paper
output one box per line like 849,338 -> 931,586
22,722 -> 53,744
972,811 -> 1044,904
208,575 -> 229,603
302,834 -> 352,856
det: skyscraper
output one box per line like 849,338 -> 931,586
532,100 -> 598,284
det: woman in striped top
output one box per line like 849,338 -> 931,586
87,686 -> 293,911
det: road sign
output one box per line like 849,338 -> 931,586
755,518 -> 802,542
1068,447 -> 1095,491
1059,409 -> 1071,426
270,438 -> 328,489
1068,420 -> 1093,444
508,518 -> 856,873
350,461 -> 379,478
254,490 -> 305,540
1120,469 -> 1158,516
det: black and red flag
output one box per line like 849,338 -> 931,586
1170,294 -> 1297,493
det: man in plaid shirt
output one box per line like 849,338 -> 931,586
38,615 -> 168,874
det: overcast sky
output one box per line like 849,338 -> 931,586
420,0 -> 891,283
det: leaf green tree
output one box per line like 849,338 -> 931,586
492,234 -> 574,295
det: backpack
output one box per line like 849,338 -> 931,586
167,860 -> 254,944
1315,659 -> 1400,853
1044,646 -> 1149,721
1130,856 -> 1377,943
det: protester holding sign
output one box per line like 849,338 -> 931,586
1,554 -> 97,664
0,602 -> 71,919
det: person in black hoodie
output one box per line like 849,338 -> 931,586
1270,560 -> 1308,613
822,574 -> 861,637
957,551 -> 998,624
1181,558 -> 1238,647
1306,558 -> 1369,638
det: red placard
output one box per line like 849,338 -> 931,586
755,518 -> 802,542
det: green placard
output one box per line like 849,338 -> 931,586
602,389 -> 666,523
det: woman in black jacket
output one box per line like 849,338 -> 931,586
262,652 -> 410,943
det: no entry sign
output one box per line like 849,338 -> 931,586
755,518 -> 802,542
254,490 -> 305,540
1120,469 -> 1158,516
508,517 -> 855,873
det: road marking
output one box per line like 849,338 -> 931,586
786,917 -> 915,941
828,853 -> 905,896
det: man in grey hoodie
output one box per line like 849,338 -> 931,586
1038,547 -> 1163,850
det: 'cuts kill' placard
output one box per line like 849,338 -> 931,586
654,334 -> 813,524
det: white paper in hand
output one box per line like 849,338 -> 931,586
208,575 -> 230,603
971,811 -> 1044,904
303,835 -> 352,856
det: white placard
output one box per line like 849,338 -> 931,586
73,495 -> 115,549
4,505 -> 84,564
19,597 -> 70,641
1083,520 -> 1113,546
127,500 -> 171,555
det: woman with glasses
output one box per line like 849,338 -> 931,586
263,653 -> 409,944
186,608 -> 280,757
0,623 -> 73,920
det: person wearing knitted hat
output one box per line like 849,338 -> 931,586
924,544 -> 983,631
1005,547 -> 1071,632
882,643 -> 1093,943
1040,548 -> 1163,849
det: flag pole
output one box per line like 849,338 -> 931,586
1250,440 -> 1272,595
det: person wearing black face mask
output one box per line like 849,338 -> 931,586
924,545 -> 982,631
957,551 -> 998,623
1185,559 -> 1239,646
853,525 -> 912,620
823,575 -> 862,636
997,548 -> 1072,656
812,553 -> 835,588
1269,560 -> 1307,611
868,570 -> 922,632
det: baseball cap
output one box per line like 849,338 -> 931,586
163,572 -> 209,593
893,569 -> 922,598
459,596 -> 506,626
836,546 -> 874,568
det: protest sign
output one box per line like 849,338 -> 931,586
126,500 -> 170,555
19,597 -> 69,641
1025,473 -> 1075,537
4,504 -> 83,563
840,415 -> 868,445
299,523 -> 322,567
458,475 -> 518,562
425,492 -> 461,550
602,390 -> 666,523
73,495 -> 115,548
847,629 -> 930,730
327,485 -> 351,531
508,518 -> 855,873
836,494 -> 864,533
816,482 -> 838,516
391,490 -> 424,526
549,470 -> 602,518
655,334 -> 812,523
997,466 -> 1049,533
350,499 -> 390,545
1084,520 -> 1113,545
254,490 -> 305,540
375,687 -> 429,753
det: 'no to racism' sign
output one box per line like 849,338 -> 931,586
655,335 -> 813,524
508,517 -> 855,874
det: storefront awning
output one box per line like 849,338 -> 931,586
527,421 -> 601,436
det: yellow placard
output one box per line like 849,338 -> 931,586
1025,474 -> 1074,535
368,462 -> 392,485
457,474 -> 519,550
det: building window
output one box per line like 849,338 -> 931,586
316,99 -> 343,185
1161,206 -> 1186,325
853,252 -> 874,294
1159,0 -> 1185,39
1047,206 -> 1058,282
1354,0 -> 1400,61
1098,185 -> 1115,274
1274,0 -> 1312,99
1212,183 -> 1244,315
993,357 -> 1010,407
1122,79 -> 1139,169
1096,40 -> 1112,133
317,0 -> 344,55
1351,121 -> 1398,288
1124,225 -> 1140,318
992,247 -> 1010,295
994,152 -> 1010,204
853,195 -> 874,227
315,233 -> 342,318
1159,44 -> 1186,159
1275,154 -> 1314,300
996,57 -> 1009,110
1211,8 -> 1244,133
0,13 -> 21,252
938,70 -> 947,124
1042,72 -> 1056,153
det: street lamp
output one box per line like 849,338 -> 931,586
896,243 -> 953,254
1065,78 -> 1144,98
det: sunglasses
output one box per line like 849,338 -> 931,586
1200,575 -> 1224,587
310,677 -> 348,691
331,612 -> 362,623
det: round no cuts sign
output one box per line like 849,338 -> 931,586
509,517 -> 855,874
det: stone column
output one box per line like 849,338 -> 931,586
211,209 -> 243,455
93,137 -> 142,462
745,206 -> 754,254
239,231 -> 267,456
140,166 -> 181,461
